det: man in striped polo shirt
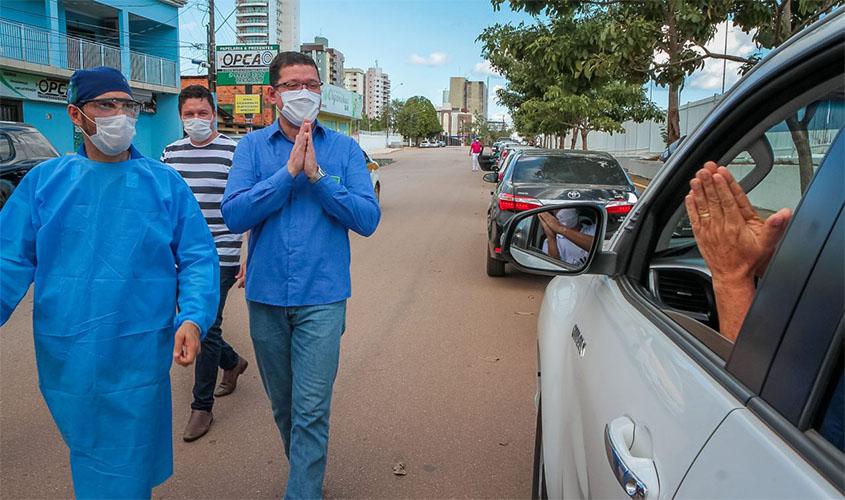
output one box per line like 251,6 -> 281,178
162,85 -> 250,442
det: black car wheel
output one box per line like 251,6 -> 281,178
486,250 -> 506,277
532,399 -> 548,500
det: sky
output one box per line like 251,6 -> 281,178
178,1 -> 758,122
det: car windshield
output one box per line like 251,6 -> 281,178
511,155 -> 628,185
18,131 -> 58,159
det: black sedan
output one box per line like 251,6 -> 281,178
484,149 -> 638,276
0,122 -> 59,209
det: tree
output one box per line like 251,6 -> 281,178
395,96 -> 442,144
489,0 -> 733,144
360,113 -> 384,132
479,16 -> 661,148
729,0 -> 841,193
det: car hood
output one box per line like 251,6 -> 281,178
511,183 -> 634,203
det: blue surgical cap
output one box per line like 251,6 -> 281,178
67,67 -> 133,105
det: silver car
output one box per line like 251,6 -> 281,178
503,11 -> 845,499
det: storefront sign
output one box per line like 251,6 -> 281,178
234,94 -> 261,114
0,70 -> 68,103
320,84 -> 363,120
216,45 -> 279,86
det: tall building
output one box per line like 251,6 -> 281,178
365,66 -> 390,119
466,81 -> 488,118
449,77 -> 467,112
442,89 -> 450,107
275,0 -> 300,51
448,77 -> 488,119
344,68 -> 366,98
300,37 -> 344,86
235,0 -> 270,45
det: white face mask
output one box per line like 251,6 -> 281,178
278,89 -> 321,127
183,118 -> 214,142
78,110 -> 137,157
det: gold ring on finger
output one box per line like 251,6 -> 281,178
699,211 -> 711,219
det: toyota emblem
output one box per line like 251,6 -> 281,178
566,191 -> 581,199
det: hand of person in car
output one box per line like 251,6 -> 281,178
685,162 -> 792,281
684,161 -> 793,341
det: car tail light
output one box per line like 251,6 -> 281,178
606,203 -> 634,215
498,192 -> 542,212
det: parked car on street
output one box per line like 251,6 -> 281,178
437,140 -> 446,147
0,122 -> 59,209
484,149 -> 637,277
501,11 -> 844,499
362,149 -> 381,203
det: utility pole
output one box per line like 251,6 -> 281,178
207,0 -> 216,93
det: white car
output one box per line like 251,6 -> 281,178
502,11 -> 844,500
362,150 -> 381,202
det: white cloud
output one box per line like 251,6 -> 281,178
408,52 -> 449,67
473,60 -> 501,77
688,21 -> 757,92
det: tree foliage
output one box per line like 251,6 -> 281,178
479,11 -> 662,148
395,96 -> 442,143
486,0 -> 734,143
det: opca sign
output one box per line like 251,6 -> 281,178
216,45 -> 279,86
216,45 -> 278,67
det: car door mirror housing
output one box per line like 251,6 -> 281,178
502,203 -> 615,276
482,172 -> 499,183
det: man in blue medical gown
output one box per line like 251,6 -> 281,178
0,67 -> 219,498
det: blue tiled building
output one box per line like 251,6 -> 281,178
0,0 -> 186,157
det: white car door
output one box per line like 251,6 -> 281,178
538,274 -> 741,499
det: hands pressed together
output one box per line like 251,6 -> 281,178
684,161 -> 792,341
287,120 -> 319,179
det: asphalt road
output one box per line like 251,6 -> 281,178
0,146 -> 550,499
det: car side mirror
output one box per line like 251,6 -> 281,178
502,203 -> 614,276
482,172 -> 498,183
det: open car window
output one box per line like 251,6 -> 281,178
649,89 -> 845,352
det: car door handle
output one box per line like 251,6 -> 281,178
604,416 -> 660,499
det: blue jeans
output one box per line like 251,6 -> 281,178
192,265 -> 242,411
247,299 -> 346,500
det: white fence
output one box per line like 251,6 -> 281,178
356,131 -> 405,152
560,95 -> 723,155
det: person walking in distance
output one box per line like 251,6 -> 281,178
161,85 -> 250,442
470,138 -> 483,171
221,52 -> 381,498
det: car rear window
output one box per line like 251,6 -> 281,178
512,155 -> 629,185
16,131 -> 58,159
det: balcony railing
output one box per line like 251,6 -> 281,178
0,19 -> 177,88
130,50 -> 178,87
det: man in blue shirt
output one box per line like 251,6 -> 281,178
222,52 -> 380,498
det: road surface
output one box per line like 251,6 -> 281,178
0,146 -> 549,499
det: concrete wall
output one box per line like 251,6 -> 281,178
357,131 -> 404,151
566,95 -> 722,155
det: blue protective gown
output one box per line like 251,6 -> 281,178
0,145 -> 219,499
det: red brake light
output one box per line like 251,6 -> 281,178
498,192 -> 542,212
606,203 -> 633,215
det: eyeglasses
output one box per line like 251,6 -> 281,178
274,80 -> 323,92
79,98 -> 142,117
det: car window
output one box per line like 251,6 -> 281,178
671,95 -> 845,239
16,131 -> 58,159
652,89 -> 845,344
511,155 -> 628,185
814,360 -> 844,453
0,133 -> 13,162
